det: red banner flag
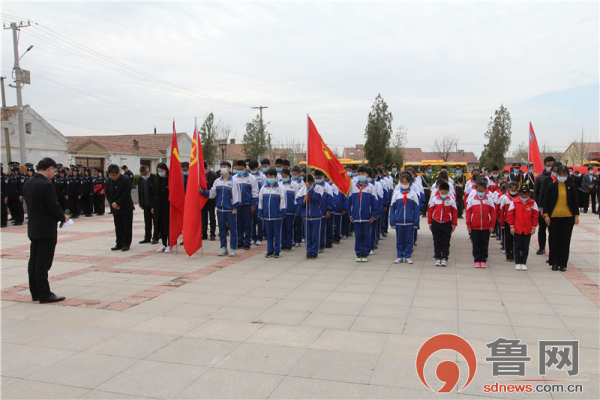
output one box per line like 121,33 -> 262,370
168,121 -> 185,249
528,122 -> 544,175
307,116 -> 352,195
183,119 -> 207,256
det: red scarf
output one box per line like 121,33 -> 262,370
357,183 -> 366,201
402,190 -> 408,205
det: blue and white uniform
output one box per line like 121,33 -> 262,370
202,174 -> 241,250
280,179 -> 299,249
258,182 -> 286,254
233,171 -> 259,247
349,181 -> 380,258
390,188 -> 420,259
297,184 -> 324,257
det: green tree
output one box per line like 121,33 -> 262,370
243,114 -> 269,161
364,94 -> 393,167
390,124 -> 407,168
199,113 -> 217,165
480,104 -> 512,168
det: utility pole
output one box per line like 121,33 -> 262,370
252,105 -> 269,159
252,105 -> 268,125
5,21 -> 32,164
1,77 -> 12,163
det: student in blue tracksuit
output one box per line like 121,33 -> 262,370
249,160 -> 265,246
341,169 -> 353,240
390,173 -> 420,264
349,166 -> 380,262
314,170 -> 333,252
324,176 -> 337,248
201,161 -> 241,257
297,174 -> 323,259
258,168 -> 286,258
369,168 -> 384,255
291,166 -> 304,246
332,183 -> 347,244
280,168 -> 299,251
233,160 -> 259,250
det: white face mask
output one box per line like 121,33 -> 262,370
509,191 -> 517,196
520,197 -> 528,203
400,184 -> 410,190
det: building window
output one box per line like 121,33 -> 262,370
25,122 -> 31,134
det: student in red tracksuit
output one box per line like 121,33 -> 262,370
466,180 -> 496,268
428,181 -> 457,267
499,181 -> 519,261
506,186 -> 539,271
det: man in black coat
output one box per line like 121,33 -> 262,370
532,156 -> 556,255
137,165 -> 157,244
202,161 -> 217,240
22,158 -> 68,303
106,164 -> 134,251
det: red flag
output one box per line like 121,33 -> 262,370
307,116 -> 352,195
183,119 -> 207,256
168,121 -> 185,249
528,122 -> 544,175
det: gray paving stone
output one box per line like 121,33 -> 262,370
27,326 -> 121,352
299,313 -> 357,330
246,324 -> 324,347
311,328 -> 387,354
458,310 -> 511,326
289,348 -> 379,384
127,315 -> 207,336
147,338 -> 239,366
313,301 -> 365,315
0,379 -> 91,399
350,316 -> 406,334
86,331 -> 178,359
215,342 -> 307,374
185,319 -> 264,342
254,309 -> 310,326
269,376 -> 367,399
1,343 -> 76,379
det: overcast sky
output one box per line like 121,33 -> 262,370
2,0 -> 598,157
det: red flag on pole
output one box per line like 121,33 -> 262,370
183,119 -> 207,256
307,116 -> 352,195
528,122 -> 544,175
168,121 -> 185,249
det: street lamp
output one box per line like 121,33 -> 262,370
219,141 -> 228,162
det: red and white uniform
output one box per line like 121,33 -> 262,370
498,193 -> 518,226
466,193 -> 497,230
506,197 -> 539,234
428,194 -> 458,227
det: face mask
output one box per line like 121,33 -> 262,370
509,191 -> 517,196
282,177 -> 290,183
221,168 -> 229,175
504,174 -> 509,178
476,192 -> 485,199
357,175 -> 367,183
400,184 -> 409,190
440,193 -> 448,199
492,173 -> 498,178
428,169 -> 432,174
551,172 -> 557,178
513,169 -> 519,173
347,171 -> 352,176
158,172 -> 166,178
182,171 -> 188,176
392,168 -> 397,172
557,176 -> 567,183
456,170 -> 462,175
262,167 -> 268,173
315,178 -> 323,184
250,170 -> 257,175
590,172 -> 594,175
546,166 -> 552,172
529,169 -> 534,173
276,167 -> 282,172
520,197 -> 529,203
367,178 -> 372,183
267,178 -> 276,185
292,175 -> 299,180
236,170 -> 245,176
142,175 -> 150,180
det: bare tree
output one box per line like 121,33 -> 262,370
214,119 -> 234,161
391,125 -> 407,165
511,142 -> 528,164
433,133 -> 459,162
569,130 -> 593,166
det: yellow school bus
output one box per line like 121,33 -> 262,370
583,161 -> 600,168
403,160 -> 471,179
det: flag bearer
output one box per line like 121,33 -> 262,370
314,170 -> 333,253
390,173 -> 420,264
258,168 -> 286,258
349,166 -> 380,262
297,174 -> 323,259
233,160 -> 259,250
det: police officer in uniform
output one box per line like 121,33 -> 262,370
54,169 -> 70,213
390,163 -> 401,185
122,165 -> 134,181
524,162 -> 536,191
7,163 -> 25,225
1,163 -> 8,227
81,167 -> 94,217
69,167 -> 82,218
509,162 -> 524,186
94,169 -> 106,215
452,164 -> 467,218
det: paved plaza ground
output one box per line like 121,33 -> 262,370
1,211 -> 598,399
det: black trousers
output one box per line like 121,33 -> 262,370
113,212 -> 133,248
58,196 -> 68,214
28,237 -> 57,300
592,192 -> 597,213
548,217 -> 575,268
155,209 -> 170,247
431,221 -> 452,259
202,201 -> 216,238
142,206 -> 154,241
537,214 -> 548,251
581,192 -> 591,212
9,198 -> 24,223
81,194 -> 93,215
94,194 -> 105,214
504,222 -> 514,259
514,233 -> 531,265
471,229 -> 490,262
1,199 -> 7,226
69,196 -> 80,217
456,187 -> 464,217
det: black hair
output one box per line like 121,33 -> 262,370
518,186 -> 531,195
275,159 -> 283,165
543,156 -> 556,164
351,165 -> 358,171
220,161 -> 231,168
588,166 -> 594,171
236,160 -> 246,167
122,165 -> 128,170
306,174 -> 315,183
181,162 -> 189,168
292,166 -> 300,172
491,166 -> 499,172
314,169 -> 324,177
157,162 -> 169,173
283,160 -> 291,166
400,173 -> 412,183
438,171 -> 448,180
376,167 -> 383,174
357,166 -> 367,173
556,165 -> 569,176
281,168 -> 291,177
551,161 -> 562,170
107,164 -> 120,174
245,158 -> 251,163
300,168 -> 306,173
472,168 -> 479,173
508,181 -> 518,189
36,157 -> 57,171
260,158 -> 271,166
438,181 -> 450,191
265,168 -> 277,177
367,168 -> 374,178
139,165 -> 149,173
249,160 -> 259,169
440,165 -> 448,170
476,180 -> 487,189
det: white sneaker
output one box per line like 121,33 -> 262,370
369,250 -> 374,255
361,257 -> 368,262
156,245 -> 166,253
356,257 -> 362,262
394,258 -> 403,264
251,241 -> 256,246
441,259 -> 448,267
256,241 -> 262,246
228,250 -> 236,257
521,264 -> 528,271
434,259 -> 441,266
406,258 -> 413,264
515,264 -> 522,271
165,247 -> 172,253
218,248 -> 228,256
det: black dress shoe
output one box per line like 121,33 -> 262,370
121,247 -> 130,252
139,239 -> 151,244
202,236 -> 208,240
151,239 -> 159,244
31,296 -> 39,301
210,236 -> 216,241
39,293 -> 65,304
560,266 -> 567,271
552,265 -> 559,271
536,249 -> 545,255
111,246 -> 123,251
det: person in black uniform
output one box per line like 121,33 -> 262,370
122,165 -> 134,181
93,169 -> 106,215
202,161 -> 217,240
509,163 -> 524,186
8,163 -> 25,225
453,165 -> 467,218
524,162 -> 536,191
153,163 -> 171,252
137,165 -> 157,244
54,169 -> 70,214
1,163 -> 8,227
81,168 -> 94,217
106,164 -> 134,251
69,168 -> 82,218
22,157 -> 67,303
